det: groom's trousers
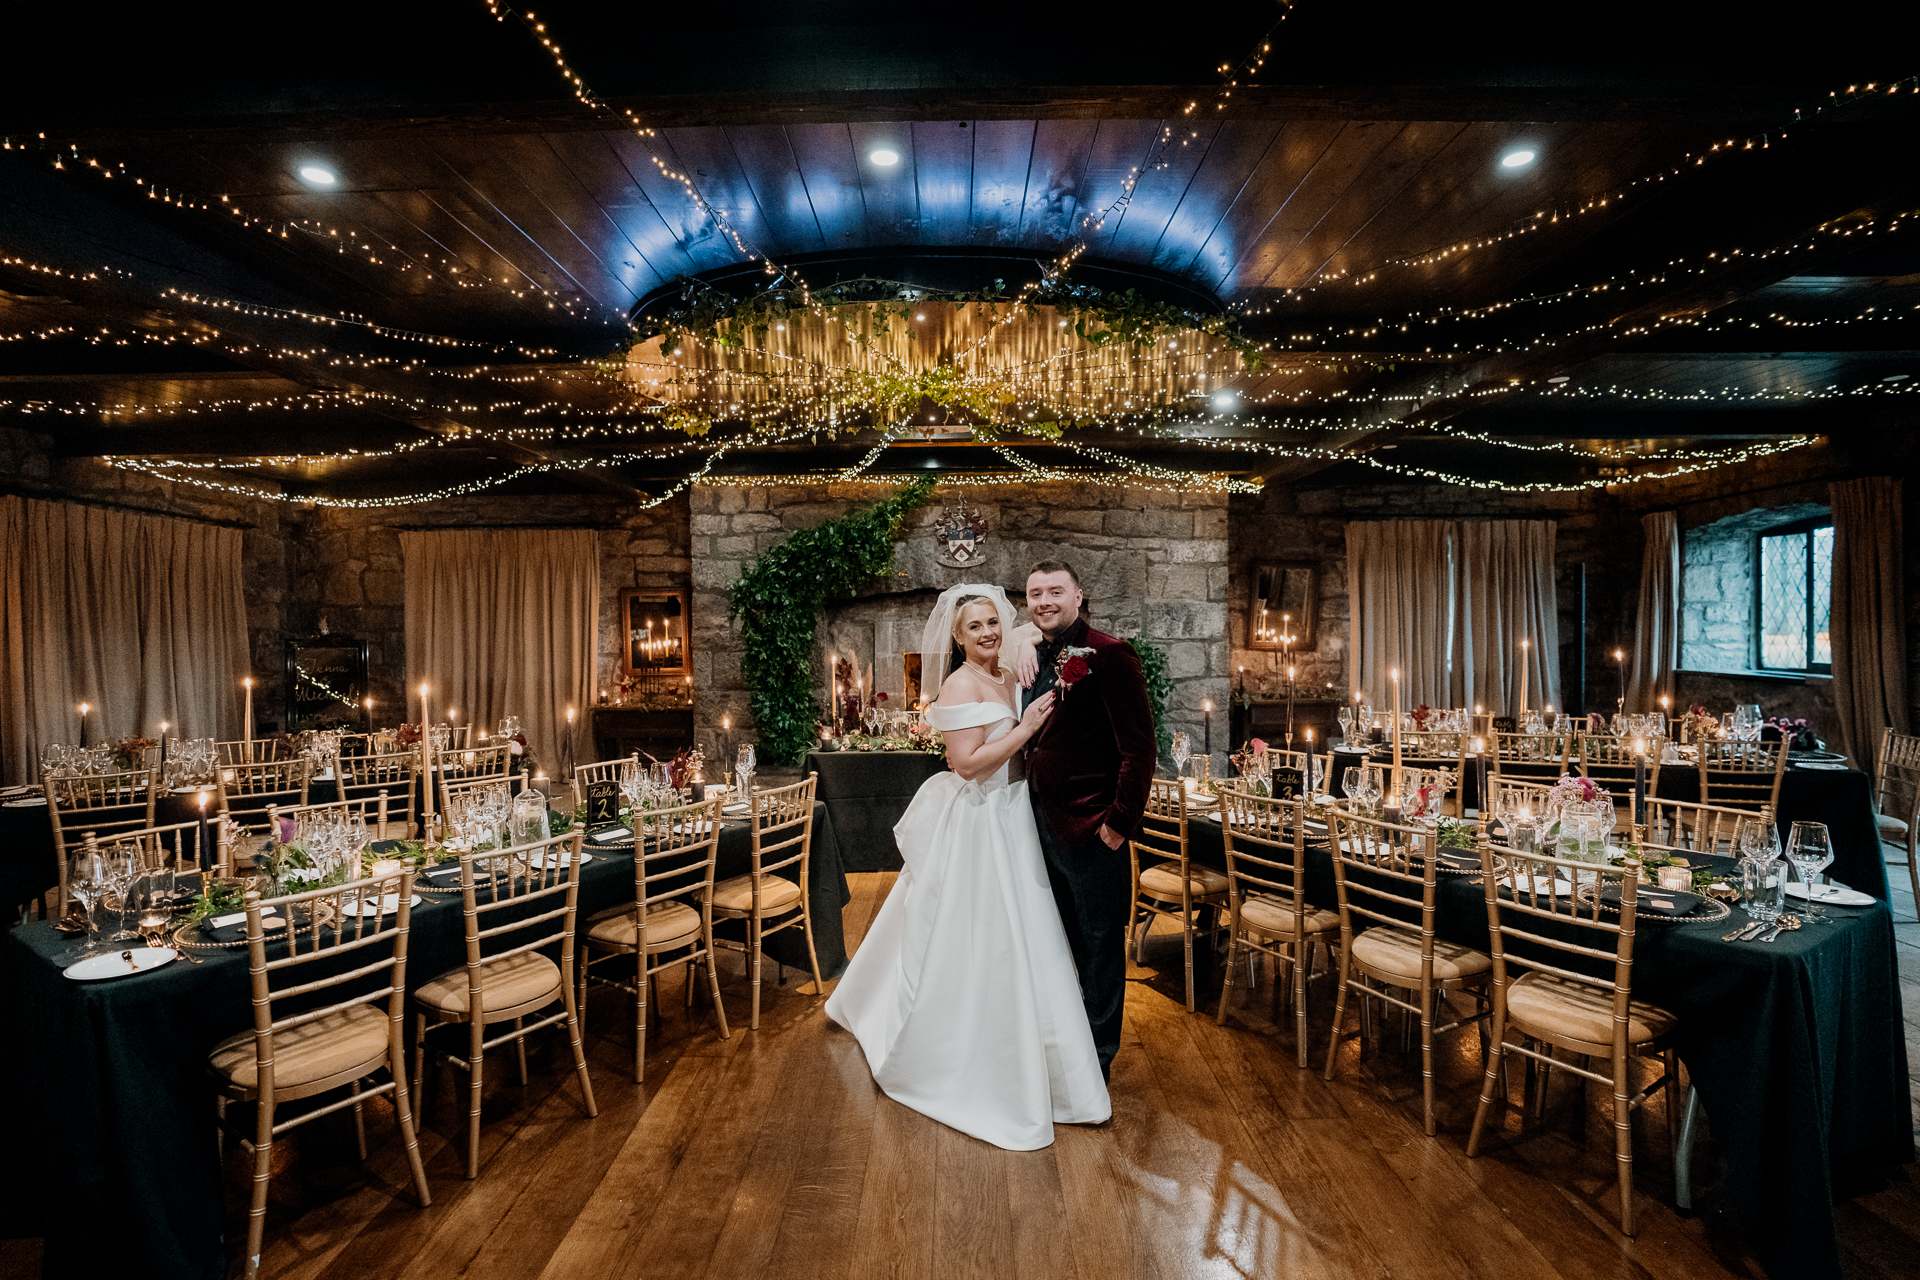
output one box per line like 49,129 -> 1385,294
1031,807 -> 1132,1079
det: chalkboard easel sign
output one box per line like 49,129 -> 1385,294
285,637 -> 370,733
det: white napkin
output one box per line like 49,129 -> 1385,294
211,906 -> 278,929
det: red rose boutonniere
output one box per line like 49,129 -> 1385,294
1056,645 -> 1096,694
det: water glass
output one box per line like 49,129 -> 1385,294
1741,856 -> 1786,923
734,744 -> 756,800
1786,821 -> 1834,923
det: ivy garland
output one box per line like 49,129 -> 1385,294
1127,636 -> 1176,761
728,477 -> 939,765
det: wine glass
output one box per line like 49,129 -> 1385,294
734,744 -> 756,802
1336,706 -> 1354,744
1786,821 -> 1834,923
1170,732 -> 1191,780
1342,766 -> 1364,804
66,849 -> 111,956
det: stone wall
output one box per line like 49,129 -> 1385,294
688,481 -> 1230,771
1680,500 -> 1828,673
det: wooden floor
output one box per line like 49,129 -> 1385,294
7,862 -> 1920,1280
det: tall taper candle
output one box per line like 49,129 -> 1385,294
1203,700 -> 1212,756
78,702 -> 90,748
1391,668 -> 1403,789
1517,639 -> 1530,716
159,721 -> 169,764
1633,740 -> 1648,826
1615,648 -> 1625,710
243,677 -> 254,746
364,696 -> 373,735
418,683 -> 434,828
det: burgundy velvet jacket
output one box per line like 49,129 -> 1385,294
1024,619 -> 1158,847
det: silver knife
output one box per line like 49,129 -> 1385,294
1757,923 -> 1786,943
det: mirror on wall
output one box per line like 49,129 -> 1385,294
1246,561 -> 1318,650
620,589 -> 691,678
284,638 -> 370,731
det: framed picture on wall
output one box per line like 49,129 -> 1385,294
285,637 -> 370,732
1247,561 -> 1318,650
620,588 -> 691,679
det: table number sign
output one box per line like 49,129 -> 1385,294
585,779 -> 621,829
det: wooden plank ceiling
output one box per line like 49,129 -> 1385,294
1,1 -> 1916,499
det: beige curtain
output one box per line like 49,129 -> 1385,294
1346,521 -> 1452,707
1627,511 -> 1680,712
402,529 -> 598,778
1,498 -> 247,782
1829,478 -> 1910,769
1452,520 -> 1561,714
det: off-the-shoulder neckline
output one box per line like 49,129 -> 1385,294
932,699 -> 1015,714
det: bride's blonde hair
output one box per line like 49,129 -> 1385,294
948,594 -> 992,671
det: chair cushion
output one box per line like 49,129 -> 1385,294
588,900 -> 701,950
1138,862 -> 1230,900
1349,926 -> 1491,983
415,951 -> 561,1017
1236,893 -> 1339,938
210,1004 -> 391,1091
1505,971 -> 1677,1047
1876,812 -> 1909,838
711,874 -> 802,914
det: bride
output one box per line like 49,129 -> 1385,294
825,583 -> 1112,1149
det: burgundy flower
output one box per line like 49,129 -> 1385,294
1060,655 -> 1091,687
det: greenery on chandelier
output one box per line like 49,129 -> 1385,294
624,274 -> 1269,373
728,477 -> 939,764
1127,637 -> 1175,760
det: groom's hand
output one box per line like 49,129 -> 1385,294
1097,823 -> 1123,850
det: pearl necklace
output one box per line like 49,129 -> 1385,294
964,659 -> 1007,686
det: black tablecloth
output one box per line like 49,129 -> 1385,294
0,797 -> 56,914
1656,765 -> 1887,899
1182,817 -> 1911,1280
0,802 -> 849,1280
803,750 -> 948,872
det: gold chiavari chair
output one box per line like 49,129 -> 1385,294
579,796 -> 730,1081
1129,778 -> 1230,1012
433,743 -> 515,813
1873,728 -> 1919,909
1696,739 -> 1787,812
1576,735 -> 1662,817
411,827 -> 598,1179
85,815 -> 224,879
217,757 -> 313,834
216,739 -> 280,766
339,750 -> 419,839
208,869 -> 432,1280
1639,795 -> 1767,859
1215,788 -> 1339,1065
572,754 -> 640,809
1467,840 -> 1682,1237
44,767 -> 160,908
711,774 -> 824,1029
1490,730 -> 1572,782
1323,807 -> 1493,1136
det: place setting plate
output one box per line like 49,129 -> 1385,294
1785,881 -> 1875,908
64,947 -> 179,980
1574,881 -> 1732,924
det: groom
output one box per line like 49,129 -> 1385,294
1022,560 -> 1157,1080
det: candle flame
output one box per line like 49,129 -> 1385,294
566,707 -> 575,722
78,702 -> 89,715
1203,700 -> 1212,713
419,682 -> 429,696
243,677 -> 252,689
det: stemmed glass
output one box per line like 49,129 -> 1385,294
1170,732 -> 1191,780
618,760 -> 643,820
1336,706 -> 1353,744
734,745 -> 756,803
66,849 -> 112,957
1786,821 -> 1834,924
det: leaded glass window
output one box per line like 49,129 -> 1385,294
1756,518 -> 1832,673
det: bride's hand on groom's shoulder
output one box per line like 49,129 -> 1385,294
1017,648 -> 1040,688
1019,690 -> 1055,736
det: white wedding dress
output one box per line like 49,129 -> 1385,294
825,699 -> 1111,1150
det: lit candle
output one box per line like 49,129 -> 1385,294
418,683 -> 434,826
1517,639 -> 1530,716
1203,699 -> 1212,756
158,720 -> 169,764
1615,648 -> 1626,710
243,677 -> 254,745
364,696 -> 373,734
78,702 -> 90,748
197,789 -> 212,872
1391,668 -> 1403,783
1472,737 -> 1489,817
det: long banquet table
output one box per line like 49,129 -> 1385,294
802,749 -> 948,871
0,802 -> 850,1280
1180,809 -> 1911,1280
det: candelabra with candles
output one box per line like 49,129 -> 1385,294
630,620 -> 686,696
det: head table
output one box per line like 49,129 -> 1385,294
802,749 -> 948,872
1180,804 -> 1910,1280
0,803 -> 849,1280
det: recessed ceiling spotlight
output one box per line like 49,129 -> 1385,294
297,164 -> 338,186
870,149 -> 900,166
1883,373 -> 1910,382
1547,374 -> 1571,383
1500,149 -> 1536,170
